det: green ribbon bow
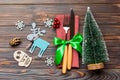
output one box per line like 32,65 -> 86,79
53,33 -> 83,65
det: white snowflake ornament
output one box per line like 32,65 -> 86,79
45,57 -> 54,66
16,21 -> 25,30
44,18 -> 53,28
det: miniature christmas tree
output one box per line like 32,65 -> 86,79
82,7 -> 109,70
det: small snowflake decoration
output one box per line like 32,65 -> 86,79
16,21 -> 25,30
44,18 -> 53,28
45,57 -> 54,66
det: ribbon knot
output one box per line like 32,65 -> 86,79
65,41 -> 70,44
53,33 -> 83,65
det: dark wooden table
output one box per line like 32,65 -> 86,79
0,0 -> 120,80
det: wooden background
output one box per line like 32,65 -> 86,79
0,0 -> 119,80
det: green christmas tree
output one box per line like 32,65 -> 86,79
82,7 -> 109,70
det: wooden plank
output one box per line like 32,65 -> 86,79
0,5 -> 119,25
0,69 -> 119,80
0,0 -> 119,4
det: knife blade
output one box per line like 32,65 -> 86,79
70,9 -> 75,39
67,9 -> 75,70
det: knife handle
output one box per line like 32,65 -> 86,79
67,44 -> 72,70
62,45 -> 68,74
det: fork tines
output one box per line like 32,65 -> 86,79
63,15 -> 69,26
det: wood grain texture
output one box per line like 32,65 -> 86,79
0,0 -> 119,4
0,69 -> 119,80
0,0 -> 119,80
0,4 -> 119,25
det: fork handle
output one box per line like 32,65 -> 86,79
67,44 -> 72,70
62,45 -> 68,74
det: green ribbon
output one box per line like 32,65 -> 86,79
53,33 -> 83,65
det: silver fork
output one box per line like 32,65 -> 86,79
62,15 -> 70,74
